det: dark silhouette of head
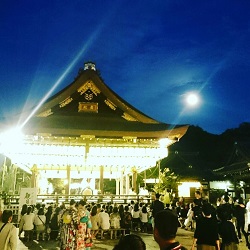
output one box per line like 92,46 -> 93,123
2,210 -> 13,223
154,210 -> 178,242
113,234 -> 146,250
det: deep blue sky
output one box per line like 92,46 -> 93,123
0,0 -> 250,135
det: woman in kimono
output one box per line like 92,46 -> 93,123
77,200 -> 92,250
59,199 -> 79,250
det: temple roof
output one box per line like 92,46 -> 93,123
213,141 -> 250,180
22,62 -> 189,140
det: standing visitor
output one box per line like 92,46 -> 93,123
110,206 -> 121,239
18,204 -> 27,238
49,207 -> 60,240
99,206 -> 110,239
191,203 -> 220,250
154,209 -> 187,250
45,205 -> 53,230
60,199 -> 79,250
0,210 -> 17,250
217,195 -> 234,222
246,198 -> 250,226
234,197 -> 250,248
34,207 -> 46,241
77,199 -> 92,250
90,205 -> 100,239
118,205 -> 125,229
140,205 -> 148,233
123,206 -> 132,234
218,218 -> 239,250
19,206 -> 35,241
132,203 -> 140,231
194,191 -> 203,206
184,203 -> 193,230
151,193 -> 164,228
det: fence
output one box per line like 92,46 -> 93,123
0,193 -> 152,226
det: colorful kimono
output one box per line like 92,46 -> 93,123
76,207 -> 92,250
60,207 -> 78,250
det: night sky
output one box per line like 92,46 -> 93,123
1,1 -> 250,135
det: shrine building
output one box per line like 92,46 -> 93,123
0,62 -> 188,195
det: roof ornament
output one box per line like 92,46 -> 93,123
84,62 -> 96,71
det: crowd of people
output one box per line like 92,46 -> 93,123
1,190 -> 250,249
173,191 -> 250,250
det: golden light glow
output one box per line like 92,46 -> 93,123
2,133 -> 172,178
178,182 -> 201,197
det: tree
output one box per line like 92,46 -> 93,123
153,168 -> 180,203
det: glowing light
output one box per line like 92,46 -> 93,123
186,93 -> 199,106
178,182 -> 201,197
159,138 -> 172,148
0,127 -> 24,154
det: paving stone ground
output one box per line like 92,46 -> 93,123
17,228 -> 249,250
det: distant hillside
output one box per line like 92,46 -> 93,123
161,122 -> 250,181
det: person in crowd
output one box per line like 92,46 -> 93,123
192,203 -> 220,250
49,206 -> 60,240
110,206 -> 121,239
129,200 -> 134,213
34,207 -> 46,241
178,197 -> 185,207
97,203 -> 102,214
113,234 -> 146,250
123,205 -> 132,234
90,205 -> 100,239
246,198 -> 250,226
175,201 -> 181,219
216,195 -> 234,222
218,215 -> 239,250
194,191 -> 203,206
77,199 -> 92,250
151,193 -> 164,228
178,204 -> 188,228
99,206 -> 110,239
20,204 -> 28,217
0,210 -> 17,250
192,198 -> 203,229
19,203 -> 28,237
184,203 -> 194,230
34,203 -> 41,215
154,209 -> 187,250
45,205 -> 53,226
234,197 -> 249,247
108,205 -> 113,215
19,206 -> 35,241
132,203 -> 140,231
118,205 -> 125,228
59,199 -> 79,250
140,205 -> 148,233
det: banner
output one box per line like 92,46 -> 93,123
19,188 -> 37,207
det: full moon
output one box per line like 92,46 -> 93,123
186,93 -> 199,106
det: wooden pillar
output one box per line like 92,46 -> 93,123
66,165 -> 71,197
31,164 -> 38,188
132,171 -> 137,194
120,174 -> 124,195
125,174 -> 130,195
116,178 -> 120,195
99,166 -> 104,194
12,164 -> 17,194
1,156 -> 7,190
